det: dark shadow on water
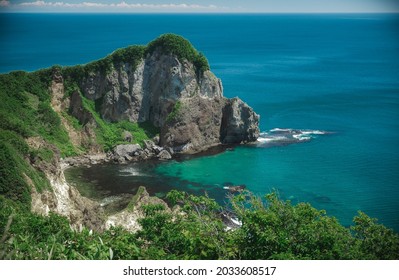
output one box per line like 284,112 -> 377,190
64,152 -> 236,212
314,196 -> 332,204
173,144 -> 237,162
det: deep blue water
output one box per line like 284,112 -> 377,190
1,14 -> 399,231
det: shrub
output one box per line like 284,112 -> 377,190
166,101 -> 182,122
146,34 -> 210,75
0,143 -> 31,207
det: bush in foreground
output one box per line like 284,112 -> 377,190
1,191 -> 398,260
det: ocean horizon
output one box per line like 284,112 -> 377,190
1,13 -> 399,231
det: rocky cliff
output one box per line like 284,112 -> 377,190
67,34 -> 259,154
0,34 -> 260,232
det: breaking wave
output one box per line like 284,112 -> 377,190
255,128 -> 333,147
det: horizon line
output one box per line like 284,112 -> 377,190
1,11 -> 399,14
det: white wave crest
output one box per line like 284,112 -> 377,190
255,128 -> 332,147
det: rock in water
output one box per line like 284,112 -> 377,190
221,97 -> 260,144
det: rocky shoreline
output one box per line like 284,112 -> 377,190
28,34 -> 261,233
55,138 -> 247,233
33,147 -> 172,233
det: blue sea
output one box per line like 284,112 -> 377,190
1,13 -> 399,231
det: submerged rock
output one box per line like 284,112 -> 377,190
223,184 -> 246,193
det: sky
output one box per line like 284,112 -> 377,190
0,0 -> 398,13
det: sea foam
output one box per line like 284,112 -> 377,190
256,128 -> 332,147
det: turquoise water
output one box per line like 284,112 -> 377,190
2,14 -> 399,231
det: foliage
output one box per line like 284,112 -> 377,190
63,34 -> 208,82
351,211 -> 399,259
31,148 -> 54,163
230,192 -> 356,259
0,69 -> 74,206
116,120 -> 159,148
126,186 -> 146,211
35,101 -> 76,157
0,71 -> 76,158
146,33 -> 210,76
61,111 -> 83,131
166,101 -> 182,122
0,197 -> 140,260
0,142 -> 31,207
1,191 -> 398,260
75,91 -> 159,150
136,191 -> 232,259
0,130 -> 51,207
193,52 -> 210,75
111,45 -> 146,68
62,45 -> 146,83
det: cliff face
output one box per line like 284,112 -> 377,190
79,50 -> 223,127
221,97 -> 260,144
0,34 -> 260,232
69,35 -> 259,153
26,137 -> 105,231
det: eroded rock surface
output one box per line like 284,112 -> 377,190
74,49 -> 259,153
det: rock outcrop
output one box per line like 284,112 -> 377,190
68,34 -> 260,153
220,97 -> 260,144
110,140 -> 172,162
27,137 -> 105,231
105,186 -> 169,232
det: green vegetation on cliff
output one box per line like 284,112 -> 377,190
0,70 -> 70,206
1,191 -> 398,260
75,90 -> 158,151
63,33 -> 209,82
166,100 -> 182,122
146,33 -> 210,75
63,45 -> 146,81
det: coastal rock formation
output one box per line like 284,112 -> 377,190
69,34 -> 259,153
5,34 -> 260,233
113,144 -> 141,159
105,186 -> 169,232
27,137 -> 105,231
221,98 -> 260,144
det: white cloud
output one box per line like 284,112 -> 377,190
0,0 -> 10,7
17,1 -> 218,10
19,1 -> 45,6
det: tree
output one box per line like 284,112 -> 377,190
231,192 -> 357,259
351,211 -> 399,259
